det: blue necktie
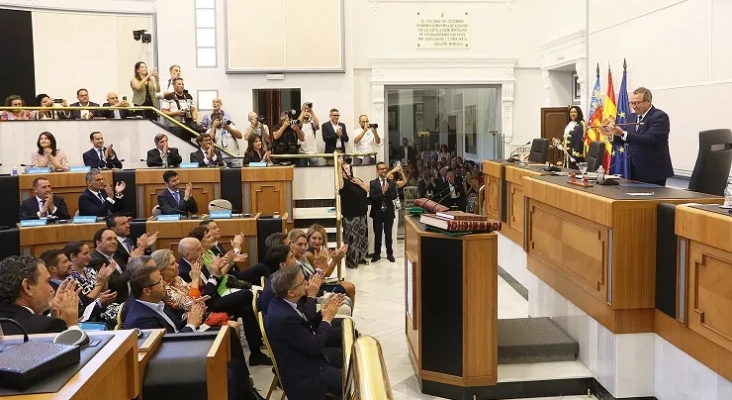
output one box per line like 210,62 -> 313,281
173,191 -> 180,203
97,191 -> 105,203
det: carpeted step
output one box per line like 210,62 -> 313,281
497,317 -> 578,364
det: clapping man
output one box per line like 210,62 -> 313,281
146,133 -> 183,168
78,169 -> 126,217
102,92 -> 130,119
18,177 -> 71,221
158,170 -> 198,215
191,133 -> 225,167
83,132 -> 123,169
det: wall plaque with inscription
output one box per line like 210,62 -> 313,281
416,12 -> 470,49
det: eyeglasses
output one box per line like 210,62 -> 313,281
331,114 -> 340,117
629,100 -> 647,106
144,278 -> 163,288
289,279 -> 307,290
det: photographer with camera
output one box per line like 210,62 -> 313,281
161,78 -> 200,142
271,110 -> 304,164
352,115 -> 381,165
245,112 -> 271,151
201,98 -> 243,155
298,102 -> 323,166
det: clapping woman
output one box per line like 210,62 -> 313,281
30,132 -> 70,172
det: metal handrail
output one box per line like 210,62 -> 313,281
477,184 -> 486,216
350,336 -> 394,400
0,105 -> 238,158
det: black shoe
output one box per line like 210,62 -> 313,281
370,256 -> 381,262
249,351 -> 273,366
251,387 -> 267,400
388,255 -> 396,262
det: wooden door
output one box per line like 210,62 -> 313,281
540,107 -> 570,165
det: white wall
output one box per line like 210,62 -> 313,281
588,0 -> 732,175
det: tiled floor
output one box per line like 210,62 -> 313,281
248,240 -> 596,400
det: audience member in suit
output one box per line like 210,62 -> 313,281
177,237 -> 272,366
125,258 -> 264,400
201,219 -> 269,284
18,177 -> 71,221
191,133 -> 225,167
395,137 -> 417,166
69,88 -> 101,120
0,255 -> 80,335
603,86 -> 674,186
106,214 -> 156,268
158,170 -> 199,215
146,133 -> 183,167
321,108 -> 349,154
102,92 -> 131,119
78,169 -> 126,217
438,170 -> 466,211
265,265 -> 347,400
369,162 -> 398,263
82,132 -> 123,169
87,228 -> 137,303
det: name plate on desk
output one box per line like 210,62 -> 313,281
210,210 -> 232,219
157,214 -> 181,221
180,162 -> 198,169
248,162 -> 267,167
72,216 -> 97,224
19,219 -> 48,227
69,166 -> 91,173
26,167 -> 51,174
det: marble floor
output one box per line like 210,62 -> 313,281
248,239 -> 596,400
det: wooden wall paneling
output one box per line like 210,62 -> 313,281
249,182 -> 286,216
676,205 -> 732,252
20,223 -> 104,256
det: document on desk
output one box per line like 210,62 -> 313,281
626,192 -> 655,196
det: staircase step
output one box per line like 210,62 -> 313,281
497,317 -> 578,364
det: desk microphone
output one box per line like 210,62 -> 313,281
208,203 -> 244,217
506,141 -> 531,162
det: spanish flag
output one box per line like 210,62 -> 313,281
600,67 -> 616,170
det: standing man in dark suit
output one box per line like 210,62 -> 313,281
18,177 -> 71,221
322,108 -> 349,157
265,265 -> 347,400
438,170 -> 466,210
82,132 -> 123,169
396,137 -> 416,167
69,88 -> 101,120
369,162 -> 398,262
158,170 -> 198,215
602,86 -> 674,186
102,92 -> 130,119
78,169 -> 126,217
146,133 -> 183,167
0,255 -> 80,335
190,133 -> 225,167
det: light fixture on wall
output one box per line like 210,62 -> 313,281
132,29 -> 152,44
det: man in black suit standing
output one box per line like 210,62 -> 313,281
439,170 -> 466,211
102,92 -> 130,119
78,169 -> 126,217
18,177 -> 71,221
0,255 -> 79,335
602,86 -> 674,186
82,132 -> 123,169
369,162 -> 398,262
396,137 -> 416,167
190,133 -> 225,167
158,170 -> 198,215
146,133 -> 183,168
322,108 -> 349,157
69,88 -> 101,120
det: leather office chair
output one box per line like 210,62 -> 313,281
151,205 -> 162,217
208,199 -> 233,213
527,138 -> 550,163
585,141 -> 606,172
688,129 -> 732,195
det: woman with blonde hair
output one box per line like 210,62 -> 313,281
302,225 -> 356,302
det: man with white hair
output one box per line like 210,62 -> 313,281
201,98 -> 243,154
245,111 -> 271,150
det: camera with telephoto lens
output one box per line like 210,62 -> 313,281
306,102 -> 313,108
368,123 -> 378,129
288,109 -> 299,126
343,156 -> 352,164
257,116 -> 266,123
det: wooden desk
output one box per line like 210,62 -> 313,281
3,330 -> 139,400
653,205 -> 732,381
240,166 -> 294,224
482,160 -> 506,223
147,216 -> 259,263
523,175 -> 721,334
19,171 -> 113,218
20,222 -> 105,255
404,216 -> 498,395
135,168 -> 221,219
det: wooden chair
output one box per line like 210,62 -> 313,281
114,302 -> 126,330
257,310 -> 286,400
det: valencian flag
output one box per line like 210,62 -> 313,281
585,64 -> 604,156
600,65 -> 616,170
611,60 -> 631,178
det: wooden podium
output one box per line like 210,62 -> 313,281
404,216 -> 498,399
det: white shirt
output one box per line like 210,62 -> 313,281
161,93 -> 195,122
136,299 -> 196,333
331,122 -> 342,149
201,148 -> 218,164
96,249 -> 123,273
622,106 -> 652,140
79,102 -> 90,119
298,122 -> 318,154
36,196 -> 58,217
354,128 -> 379,155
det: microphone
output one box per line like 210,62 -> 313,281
427,182 -> 453,201
506,141 -> 531,162
0,317 -> 29,343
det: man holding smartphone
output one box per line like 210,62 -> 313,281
103,92 -> 131,119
